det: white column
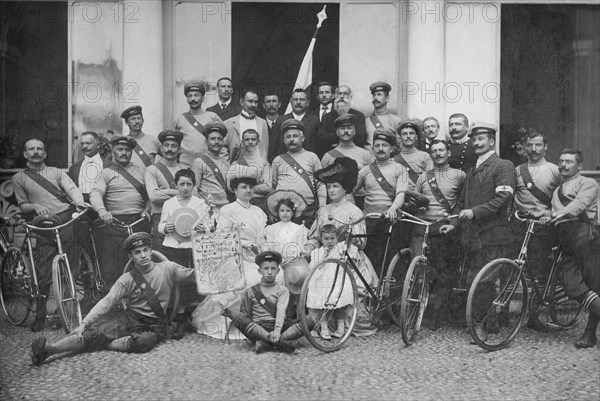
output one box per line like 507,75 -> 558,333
122,0 -> 164,136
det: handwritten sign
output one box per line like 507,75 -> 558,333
192,229 -> 245,295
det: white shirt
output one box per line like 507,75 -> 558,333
220,98 -> 231,109
319,103 -> 332,121
78,153 -> 103,194
476,150 -> 495,169
292,112 -> 306,121
239,111 -> 258,138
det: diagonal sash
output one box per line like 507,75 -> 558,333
557,184 -> 590,223
198,154 -> 228,192
396,154 -> 420,184
133,141 -> 153,167
426,170 -> 453,214
369,163 -> 396,202
182,112 -> 205,134
519,163 -> 551,207
251,284 -> 278,318
23,169 -> 71,205
154,162 -> 177,189
108,164 -> 148,202
327,149 -> 345,159
369,114 -> 384,129
279,153 -> 319,205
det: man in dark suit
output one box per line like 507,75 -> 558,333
316,85 -> 367,158
308,81 -> 335,124
269,88 -> 319,162
206,77 -> 242,121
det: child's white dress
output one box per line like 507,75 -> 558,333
306,244 -> 354,309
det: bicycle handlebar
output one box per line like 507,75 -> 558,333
22,209 -> 88,232
95,213 -> 149,229
329,211 -> 460,227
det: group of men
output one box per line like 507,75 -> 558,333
12,78 -> 599,362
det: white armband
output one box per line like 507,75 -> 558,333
495,185 -> 513,194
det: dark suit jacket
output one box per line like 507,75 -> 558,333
268,112 -> 320,162
448,139 -> 478,173
455,153 -> 517,247
317,108 -> 367,158
206,101 -> 243,122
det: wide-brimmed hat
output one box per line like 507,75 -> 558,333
168,207 -> 200,243
314,157 -> 358,193
265,189 -> 308,219
226,163 -> 262,192
283,257 -> 310,294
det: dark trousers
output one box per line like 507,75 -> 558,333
160,247 -> 199,310
510,219 -> 557,283
363,218 -> 395,269
151,213 -> 165,254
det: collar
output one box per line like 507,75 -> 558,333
375,158 -> 393,166
83,153 -> 102,164
527,158 -> 547,166
563,173 -> 581,183
240,111 -> 255,120
236,199 -> 251,208
128,131 -> 144,140
452,135 -> 470,144
260,279 -> 277,287
220,98 -> 231,107
321,104 -> 332,111
292,112 -> 305,121
476,150 -> 496,166
401,147 -> 418,155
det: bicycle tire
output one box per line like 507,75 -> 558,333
400,255 -> 430,345
466,259 -> 527,351
52,254 -> 82,334
0,247 -> 33,325
549,270 -> 584,329
76,247 -> 106,305
298,258 -> 358,353
384,248 -> 411,327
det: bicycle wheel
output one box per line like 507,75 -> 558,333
76,247 -> 106,304
466,259 -> 527,351
549,272 -> 584,328
384,248 -> 411,327
400,255 -> 430,345
52,254 -> 82,334
0,247 -> 33,325
298,258 -> 358,352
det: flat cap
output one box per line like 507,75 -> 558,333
123,232 -> 152,252
121,105 -> 142,120
372,129 -> 396,145
281,119 -> 305,134
255,251 -> 283,266
468,122 -> 497,138
201,121 -> 227,137
333,113 -> 356,128
110,135 -> 137,149
369,81 -> 392,94
398,121 -> 421,133
184,81 -> 206,96
158,129 -> 183,144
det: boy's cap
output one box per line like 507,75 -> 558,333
255,251 -> 283,266
123,232 -> 152,252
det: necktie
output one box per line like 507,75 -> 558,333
241,113 -> 255,120
221,103 -> 226,109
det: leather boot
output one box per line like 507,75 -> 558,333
30,297 -> 47,332
575,313 -> 598,349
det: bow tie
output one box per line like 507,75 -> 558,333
220,103 -> 226,109
241,113 -> 255,120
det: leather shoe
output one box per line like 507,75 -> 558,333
31,337 -> 49,365
255,340 -> 272,354
575,330 -> 597,349
275,340 -> 296,354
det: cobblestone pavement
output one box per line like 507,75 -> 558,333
1,315 -> 598,401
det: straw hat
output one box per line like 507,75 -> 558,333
265,189 -> 308,219
168,207 -> 200,243
283,257 -> 310,294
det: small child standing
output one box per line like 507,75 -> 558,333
306,224 -> 353,340
221,251 -> 304,353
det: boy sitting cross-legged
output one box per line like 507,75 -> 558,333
221,251 -> 305,353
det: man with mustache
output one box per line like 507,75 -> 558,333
309,81 -> 335,123
270,89 -> 319,160
172,81 -> 222,167
394,120 -> 433,185
447,113 -> 477,173
419,116 -> 441,151
68,131 -> 110,204
455,123 -> 516,336
206,77 -> 242,121
539,149 -> 599,348
13,138 -> 88,331
354,130 -> 409,267
144,130 -> 186,252
90,136 -> 152,290
321,114 -> 374,208
412,140 -> 466,329
317,85 -> 367,157
121,106 -> 161,174
272,119 -> 326,228
223,88 -> 269,163
512,131 -> 561,318
365,81 -> 402,150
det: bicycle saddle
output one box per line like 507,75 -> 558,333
31,214 -> 61,228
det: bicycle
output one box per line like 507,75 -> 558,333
297,212 -> 413,352
0,210 -> 88,333
466,210 -> 585,351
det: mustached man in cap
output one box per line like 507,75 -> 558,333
223,88 -> 270,163
221,251 -> 305,353
354,129 -> 411,266
206,77 -> 243,121
172,80 -> 223,167
30,232 -> 196,365
90,135 -> 152,289
455,122 -> 516,334
320,113 -> 374,207
145,129 -> 188,251
394,119 -> 433,185
121,105 -> 161,173
365,81 -> 403,150
13,138 -> 88,331
272,119 -> 326,228
191,121 -> 234,211
226,128 -> 272,214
